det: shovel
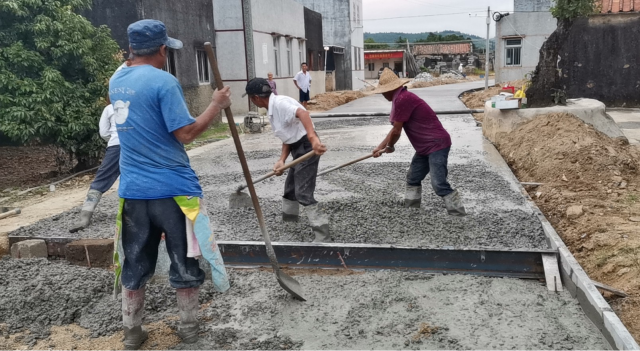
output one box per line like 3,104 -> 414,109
317,150 -> 387,177
204,43 -> 306,301
229,150 -> 316,209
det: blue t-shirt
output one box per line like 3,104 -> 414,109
109,65 -> 202,199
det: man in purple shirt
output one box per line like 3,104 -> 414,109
372,68 -> 466,216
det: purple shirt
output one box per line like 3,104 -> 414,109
390,87 -> 451,155
268,80 -> 278,95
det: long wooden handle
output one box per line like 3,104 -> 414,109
204,43 -> 280,270
237,150 -> 316,191
317,153 -> 374,176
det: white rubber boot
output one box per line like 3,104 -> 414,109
443,189 -> 467,216
403,185 -> 422,208
282,198 -> 300,222
307,203 -> 331,242
69,189 -> 102,233
122,287 -> 148,350
176,287 -> 199,344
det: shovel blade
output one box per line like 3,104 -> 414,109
228,191 -> 254,209
276,271 -> 306,301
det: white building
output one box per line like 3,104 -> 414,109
293,0 -> 365,91
494,0 -> 557,83
213,0 -> 325,115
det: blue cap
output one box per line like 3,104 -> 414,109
127,19 -> 183,50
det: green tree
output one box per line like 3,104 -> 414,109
0,0 -> 122,170
364,37 -> 389,49
551,0 -> 598,20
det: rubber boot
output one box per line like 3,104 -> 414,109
443,189 -> 467,216
122,287 -> 148,350
282,198 -> 300,222
403,185 -> 422,208
176,287 -> 200,344
69,189 -> 102,233
307,203 -> 331,242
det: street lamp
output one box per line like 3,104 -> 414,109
324,46 -> 329,72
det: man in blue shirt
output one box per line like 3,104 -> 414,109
109,19 -> 231,349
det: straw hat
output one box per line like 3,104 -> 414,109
373,68 -> 411,94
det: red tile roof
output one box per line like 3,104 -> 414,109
411,42 -> 472,56
600,0 -> 640,13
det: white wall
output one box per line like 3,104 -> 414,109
213,0 -> 248,115
350,0 -> 364,90
495,11 -> 557,83
364,57 -> 405,79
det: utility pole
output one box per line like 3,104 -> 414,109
485,6 -> 490,90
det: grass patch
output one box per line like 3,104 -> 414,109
185,123 -> 230,151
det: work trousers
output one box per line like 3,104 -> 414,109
89,145 -> 120,193
406,147 -> 454,197
283,135 -> 320,206
121,198 -> 205,290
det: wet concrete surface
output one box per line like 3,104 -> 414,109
0,258 -> 609,350
10,113 -> 547,249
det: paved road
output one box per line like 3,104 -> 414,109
326,80 -> 494,114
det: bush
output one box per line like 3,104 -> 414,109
0,0 -> 121,170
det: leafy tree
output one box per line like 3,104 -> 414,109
364,37 -> 389,49
0,0 -> 122,170
551,0 -> 598,20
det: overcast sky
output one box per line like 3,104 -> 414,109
363,0 -> 514,38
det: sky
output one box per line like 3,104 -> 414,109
363,0 -> 515,38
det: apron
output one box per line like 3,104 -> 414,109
113,196 -> 230,297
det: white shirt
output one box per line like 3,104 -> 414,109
99,104 -> 119,147
268,93 -> 311,144
293,71 -> 312,93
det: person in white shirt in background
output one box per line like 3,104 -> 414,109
243,77 -> 332,242
293,62 -> 312,109
69,56 -> 132,233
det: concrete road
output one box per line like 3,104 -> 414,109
325,80 -> 494,114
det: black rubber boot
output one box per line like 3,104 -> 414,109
122,287 -> 148,350
176,287 -> 200,344
69,189 -> 102,233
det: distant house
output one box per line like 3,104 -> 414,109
292,0 -> 365,91
364,49 -> 407,79
411,41 -> 475,71
494,0 -> 557,83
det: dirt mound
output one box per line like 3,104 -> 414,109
496,112 -> 640,340
409,76 -> 481,90
499,113 -> 639,185
0,146 -> 61,190
308,91 -> 368,111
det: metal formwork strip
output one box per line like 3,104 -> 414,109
8,236 -> 553,279
217,241 -> 553,279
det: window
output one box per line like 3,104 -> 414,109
505,38 -> 522,66
299,42 -> 303,69
273,37 -> 279,77
368,62 -> 374,71
196,50 -> 210,84
383,62 -> 389,68
286,38 -> 293,76
162,49 -> 177,76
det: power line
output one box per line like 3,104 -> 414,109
364,11 -> 486,21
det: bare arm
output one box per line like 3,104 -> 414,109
373,121 -> 403,157
173,86 -> 231,144
273,143 -> 291,176
293,80 -> 300,90
296,108 -> 326,155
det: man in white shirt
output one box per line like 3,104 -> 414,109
244,77 -> 331,242
69,56 -> 133,233
293,62 -> 312,109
